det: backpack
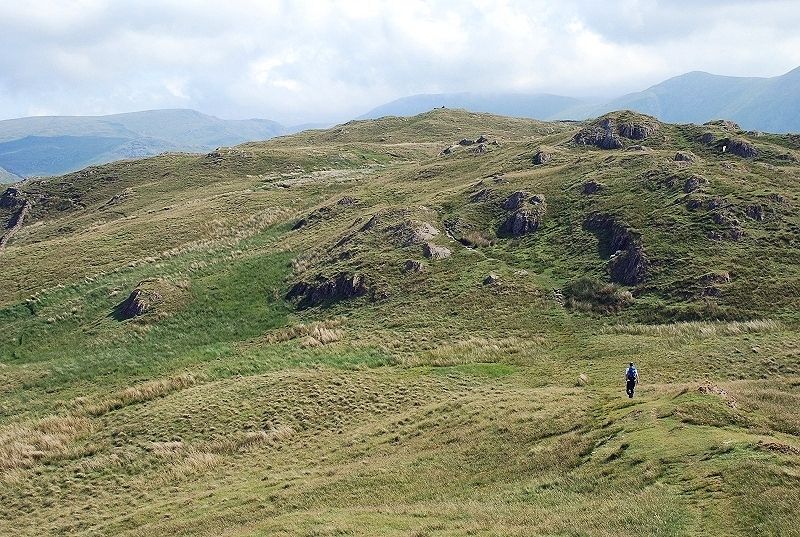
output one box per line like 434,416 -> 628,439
626,367 -> 637,381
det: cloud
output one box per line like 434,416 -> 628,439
0,0 -> 798,123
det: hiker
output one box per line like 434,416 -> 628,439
625,362 -> 639,398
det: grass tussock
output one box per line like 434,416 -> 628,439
0,415 -> 93,471
264,320 -> 344,347
563,277 -> 633,313
206,425 -> 296,454
605,319 -> 782,338
71,373 -> 198,417
162,450 -> 222,480
403,336 -> 525,367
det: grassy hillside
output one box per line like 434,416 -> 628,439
0,109 -> 798,536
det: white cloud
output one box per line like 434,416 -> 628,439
0,0 -> 798,123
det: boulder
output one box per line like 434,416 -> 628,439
483,273 -> 500,285
470,188 -> 491,202
683,175 -> 708,193
411,222 -> 440,243
502,191 -> 529,210
674,151 -> 696,162
116,279 -> 187,320
286,272 -> 369,309
500,208 -> 542,236
423,242 -> 452,260
472,143 -> 487,154
402,259 -> 425,273
337,196 -> 357,206
530,194 -> 545,204
745,204 -> 765,221
532,150 -> 551,165
439,146 -> 454,156
582,180 -> 604,194
458,138 -> 473,146
474,135 -> 489,144
685,198 -> 703,211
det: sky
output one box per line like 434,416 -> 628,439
1,0 -> 799,125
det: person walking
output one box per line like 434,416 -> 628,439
625,362 -> 639,398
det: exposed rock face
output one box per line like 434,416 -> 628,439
502,191 -> 529,210
706,197 -> 726,210
533,150 -> 551,165
0,200 -> 32,252
674,151 -> 696,162
423,242 -> 452,259
500,208 -> 542,236
705,119 -> 741,132
583,180 -> 604,194
402,259 -> 425,273
470,188 -> 491,202
683,175 -> 708,193
439,146 -> 454,156
475,135 -> 489,144
337,196 -> 357,206
746,204 -> 765,221
0,187 -> 23,209
618,122 -> 658,140
118,288 -> 157,319
725,138 -> 758,158
472,143 -> 487,154
584,213 -> 649,285
574,118 -> 623,149
360,213 -> 381,231
286,272 -> 369,309
685,198 -> 703,210
483,273 -> 499,285
458,138 -> 473,146
574,116 -> 659,150
411,222 -> 439,243
700,132 -> 716,145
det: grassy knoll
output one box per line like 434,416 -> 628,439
0,109 -> 798,536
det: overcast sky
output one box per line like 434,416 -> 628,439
1,0 -> 799,124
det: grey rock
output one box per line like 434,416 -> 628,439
500,208 -> 542,236
532,150 -> 551,165
423,242 -> 452,260
502,191 -> 529,211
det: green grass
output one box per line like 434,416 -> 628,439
0,109 -> 798,536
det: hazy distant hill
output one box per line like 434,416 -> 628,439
0,165 -> 21,184
0,109 -> 287,177
596,66 -> 800,132
359,92 -> 591,121
362,67 -> 800,133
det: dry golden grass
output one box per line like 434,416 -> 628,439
71,373 -> 198,417
402,336 -> 528,367
604,319 -> 782,338
0,415 -> 93,471
264,320 -> 344,347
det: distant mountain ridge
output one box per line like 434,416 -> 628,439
360,66 -> 800,133
0,109 -> 288,178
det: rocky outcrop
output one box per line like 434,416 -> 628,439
483,273 -> 499,285
501,191 -> 529,210
533,150 -> 551,165
286,272 -> 369,309
745,204 -> 765,221
500,208 -> 542,237
475,135 -> 489,144
582,180 -> 604,194
584,213 -> 649,285
402,259 -> 425,273
458,138 -> 473,146
683,175 -> 708,193
470,188 -> 491,202
674,151 -> 696,162
0,187 -> 23,209
422,242 -> 452,260
574,118 -> 622,149
115,279 -> 188,320
574,116 -> 659,150
725,138 -> 758,159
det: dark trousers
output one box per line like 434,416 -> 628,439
626,380 -> 636,398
